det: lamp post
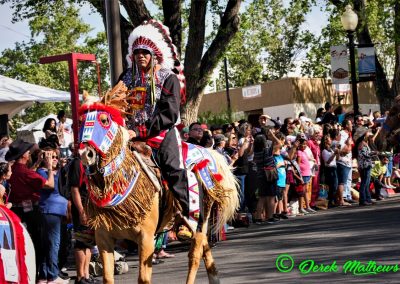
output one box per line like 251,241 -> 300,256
341,5 -> 360,118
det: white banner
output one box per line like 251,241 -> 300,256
242,85 -> 261,98
334,83 -> 350,93
330,45 -> 349,84
358,47 -> 376,81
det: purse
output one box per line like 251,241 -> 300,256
264,166 -> 278,182
262,145 -> 278,182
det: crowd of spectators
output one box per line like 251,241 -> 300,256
0,111 -> 96,284
178,102 -> 399,226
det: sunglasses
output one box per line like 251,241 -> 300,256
52,155 -> 59,159
133,49 -> 151,55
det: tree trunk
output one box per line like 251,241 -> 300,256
89,0 -> 242,124
391,1 -> 400,100
120,0 -> 151,27
162,0 -> 182,56
182,0 -> 242,124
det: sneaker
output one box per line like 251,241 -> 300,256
306,208 -> 316,214
87,275 -> 100,283
299,208 -> 309,215
75,278 -> 92,284
279,214 -> 289,219
266,217 -> 280,224
273,214 -> 281,220
59,271 -> 70,281
47,277 -> 69,284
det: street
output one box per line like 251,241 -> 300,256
71,197 -> 400,283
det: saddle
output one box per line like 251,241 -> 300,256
129,140 -> 196,241
129,141 -> 163,188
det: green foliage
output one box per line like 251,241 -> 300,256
215,0 -> 314,90
0,0 -> 109,130
198,109 -> 244,126
302,0 -> 398,79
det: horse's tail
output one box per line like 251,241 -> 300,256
208,149 -> 239,232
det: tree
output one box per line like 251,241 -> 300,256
3,0 -> 242,124
214,0 -> 313,90
0,0 -> 109,126
303,0 -> 400,111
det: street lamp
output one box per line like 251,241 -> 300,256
341,5 -> 360,117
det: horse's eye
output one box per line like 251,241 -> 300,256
99,113 -> 110,127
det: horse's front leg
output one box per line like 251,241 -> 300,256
138,232 -> 155,284
186,232 -> 206,284
202,239 -> 220,284
95,229 -> 116,284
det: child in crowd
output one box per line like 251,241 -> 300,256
371,154 -> 390,200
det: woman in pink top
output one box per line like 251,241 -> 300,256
307,126 -> 322,207
296,137 -> 316,214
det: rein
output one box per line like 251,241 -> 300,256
99,147 -> 126,177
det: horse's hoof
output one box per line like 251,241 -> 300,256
208,275 -> 220,284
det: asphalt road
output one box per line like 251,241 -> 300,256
69,196 -> 400,283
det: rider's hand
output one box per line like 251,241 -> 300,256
79,211 -> 88,225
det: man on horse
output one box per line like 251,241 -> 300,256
118,20 -> 193,240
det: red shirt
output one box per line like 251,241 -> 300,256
307,139 -> 321,166
8,162 -> 46,204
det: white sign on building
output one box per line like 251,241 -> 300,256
242,85 -> 262,98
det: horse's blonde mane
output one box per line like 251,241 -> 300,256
207,149 -> 239,232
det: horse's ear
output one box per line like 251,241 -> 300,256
83,91 -> 99,105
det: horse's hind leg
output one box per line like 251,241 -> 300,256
186,232 -> 206,284
95,229 -> 116,284
138,232 -> 154,284
203,239 -> 220,284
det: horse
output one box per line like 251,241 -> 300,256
78,101 -> 239,284
0,205 -> 36,284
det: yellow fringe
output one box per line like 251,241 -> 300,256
86,129 -> 158,231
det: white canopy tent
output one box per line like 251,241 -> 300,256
17,114 -> 73,144
0,75 -> 71,118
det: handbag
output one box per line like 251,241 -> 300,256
263,144 -> 277,182
264,166 -> 278,182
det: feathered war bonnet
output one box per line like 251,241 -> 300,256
126,19 -> 186,103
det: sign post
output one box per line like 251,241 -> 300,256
39,53 -> 96,153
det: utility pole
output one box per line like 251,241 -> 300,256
105,0 -> 123,86
224,57 -> 232,121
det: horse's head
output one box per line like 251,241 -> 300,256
78,103 -> 129,166
78,102 -> 136,207
376,96 -> 400,151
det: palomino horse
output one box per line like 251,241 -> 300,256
376,95 -> 400,151
0,205 -> 36,284
78,102 -> 239,284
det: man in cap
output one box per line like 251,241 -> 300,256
118,20 -> 193,239
6,139 -> 55,272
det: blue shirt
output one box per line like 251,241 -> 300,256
37,168 -> 68,216
274,155 -> 286,188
